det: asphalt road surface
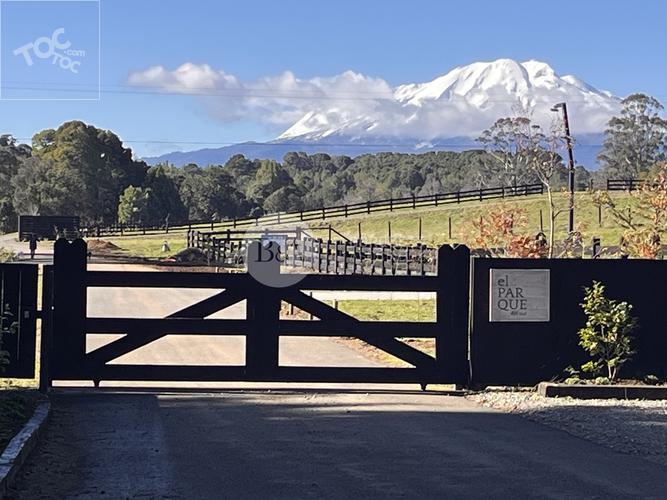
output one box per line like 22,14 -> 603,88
9,390 -> 667,499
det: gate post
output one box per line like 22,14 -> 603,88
436,245 -> 470,386
245,241 -> 281,380
39,265 -> 54,392
53,238 -> 88,379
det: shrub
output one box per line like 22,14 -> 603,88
579,281 -> 637,381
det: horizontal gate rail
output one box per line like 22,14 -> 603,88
48,239 -> 471,387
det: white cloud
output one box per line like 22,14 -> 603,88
126,60 -> 620,139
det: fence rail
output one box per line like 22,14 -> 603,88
187,229 -> 438,276
606,179 -> 646,191
82,183 -> 545,238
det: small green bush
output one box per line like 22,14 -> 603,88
579,281 -> 637,381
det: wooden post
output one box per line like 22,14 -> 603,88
388,221 -> 392,243
418,217 -> 422,241
52,239 -> 88,380
539,209 -> 544,232
245,241 -> 280,379
343,242 -> 348,275
325,240 -> 331,273
598,205 -> 603,227
39,265 -> 54,392
448,217 -> 452,240
367,201 -> 371,214
419,245 -> 425,276
592,237 -> 601,259
358,222 -> 362,242
436,245 -> 470,386
412,195 -> 416,209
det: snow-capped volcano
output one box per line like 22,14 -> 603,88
278,59 -> 619,143
142,59 -> 620,167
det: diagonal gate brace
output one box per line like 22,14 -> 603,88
281,290 -> 436,370
86,288 -> 246,365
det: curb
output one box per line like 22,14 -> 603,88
538,382 -> 667,400
0,401 -> 50,498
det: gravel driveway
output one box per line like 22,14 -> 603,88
468,391 -> 667,467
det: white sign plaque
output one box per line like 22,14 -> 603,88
489,269 -> 550,322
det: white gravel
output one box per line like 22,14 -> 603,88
467,391 -> 667,467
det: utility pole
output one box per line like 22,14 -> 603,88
551,102 -> 576,233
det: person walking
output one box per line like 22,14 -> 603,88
28,234 -> 38,260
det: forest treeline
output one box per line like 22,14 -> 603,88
0,93 -> 664,232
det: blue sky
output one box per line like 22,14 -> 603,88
1,0 -> 666,157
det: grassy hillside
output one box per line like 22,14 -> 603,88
97,191 -> 636,258
306,191 -> 635,248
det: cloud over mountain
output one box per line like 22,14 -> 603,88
128,58 -> 620,142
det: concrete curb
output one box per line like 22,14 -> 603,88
0,401 -> 50,498
538,382 -> 667,400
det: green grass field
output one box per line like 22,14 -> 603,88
307,191 -> 635,247
336,299 -> 436,322
90,191 -> 638,258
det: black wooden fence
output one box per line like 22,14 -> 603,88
187,229 -> 438,276
606,179 -> 646,191
0,263 -> 38,378
4,239 -> 665,389
82,183 -> 545,237
470,257 -> 667,385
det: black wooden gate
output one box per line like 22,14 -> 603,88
0,263 -> 38,378
44,239 -> 470,387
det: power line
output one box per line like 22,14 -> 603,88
0,81 -> 638,103
10,136 -> 607,148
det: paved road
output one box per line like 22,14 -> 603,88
9,390 -> 667,499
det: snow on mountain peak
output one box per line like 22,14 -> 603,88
277,58 -> 620,142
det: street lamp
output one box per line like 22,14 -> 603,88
551,102 -> 576,233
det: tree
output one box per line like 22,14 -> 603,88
144,165 -> 188,225
479,117 -> 567,256
598,94 -> 667,180
579,281 -> 636,381
12,157 -> 84,216
118,186 -> 153,225
247,160 -> 296,201
477,117 -> 545,187
0,135 -> 32,232
32,121 -> 148,224
263,185 -> 304,212
179,166 -> 250,221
